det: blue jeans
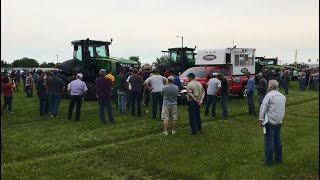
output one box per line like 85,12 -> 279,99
3,95 -> 13,112
300,78 -> 306,91
131,91 -> 142,116
98,98 -> 114,123
279,78 -> 283,89
204,95 -> 218,117
187,101 -> 202,135
313,80 -> 318,91
38,92 -> 49,115
258,94 -> 266,108
112,89 -> 118,109
264,123 -> 282,165
117,91 -> 127,113
151,92 -> 163,118
47,92 -> 61,116
220,94 -> 228,117
283,83 -> 289,94
25,86 -> 33,97
247,92 -> 256,115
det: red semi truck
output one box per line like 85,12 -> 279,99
178,48 -> 256,101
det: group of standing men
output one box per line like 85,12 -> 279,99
298,68 -> 319,91
96,67 -> 181,135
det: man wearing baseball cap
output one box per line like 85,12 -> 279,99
144,69 -> 167,119
67,73 -> 88,121
161,76 -> 179,135
186,73 -> 205,135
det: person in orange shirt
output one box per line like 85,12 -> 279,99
105,69 -> 118,109
105,69 -> 115,85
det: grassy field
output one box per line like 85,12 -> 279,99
1,81 -> 319,179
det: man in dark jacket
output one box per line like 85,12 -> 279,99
96,69 -> 115,124
129,68 -> 143,116
46,70 -> 65,118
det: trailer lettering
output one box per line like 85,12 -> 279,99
203,55 -> 216,61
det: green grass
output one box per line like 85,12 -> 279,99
1,82 -> 319,179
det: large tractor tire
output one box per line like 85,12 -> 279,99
58,59 -> 81,75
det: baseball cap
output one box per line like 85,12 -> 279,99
187,73 -> 195,79
76,73 -> 83,78
212,72 -> 218,77
168,76 -> 174,81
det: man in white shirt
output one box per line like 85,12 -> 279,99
144,69 -> 167,119
67,73 -> 88,121
259,80 -> 286,166
204,73 -> 221,118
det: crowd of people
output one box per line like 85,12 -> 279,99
1,65 -> 319,166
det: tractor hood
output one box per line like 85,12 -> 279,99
96,57 -> 139,66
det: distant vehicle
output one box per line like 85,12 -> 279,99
33,68 -> 57,72
157,47 -> 196,74
179,48 -> 256,101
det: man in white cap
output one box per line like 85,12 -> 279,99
161,76 -> 179,135
67,73 -> 88,121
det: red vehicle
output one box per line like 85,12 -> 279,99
178,48 -> 256,101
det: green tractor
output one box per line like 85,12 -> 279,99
157,47 -> 196,74
58,38 -> 138,100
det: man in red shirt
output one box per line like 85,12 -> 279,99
1,76 -> 15,113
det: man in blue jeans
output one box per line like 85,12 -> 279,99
246,72 -> 256,116
205,73 -> 220,118
96,69 -> 115,124
46,70 -> 65,118
129,69 -> 143,116
144,69 -> 167,119
259,80 -> 286,166
217,73 -> 229,118
37,71 -> 49,116
186,73 -> 205,135
256,73 -> 267,107
283,70 -> 290,95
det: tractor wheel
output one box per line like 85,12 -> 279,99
85,82 -> 97,101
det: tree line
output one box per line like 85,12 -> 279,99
1,56 -> 167,69
1,58 -> 57,68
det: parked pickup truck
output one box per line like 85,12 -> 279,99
178,66 -> 251,101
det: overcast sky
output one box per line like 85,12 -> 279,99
1,0 -> 319,65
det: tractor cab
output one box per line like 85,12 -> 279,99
72,39 -> 111,67
159,47 -> 196,74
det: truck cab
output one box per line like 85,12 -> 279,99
178,48 -> 256,101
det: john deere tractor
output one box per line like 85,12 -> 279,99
157,47 -> 196,74
58,38 -> 138,100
